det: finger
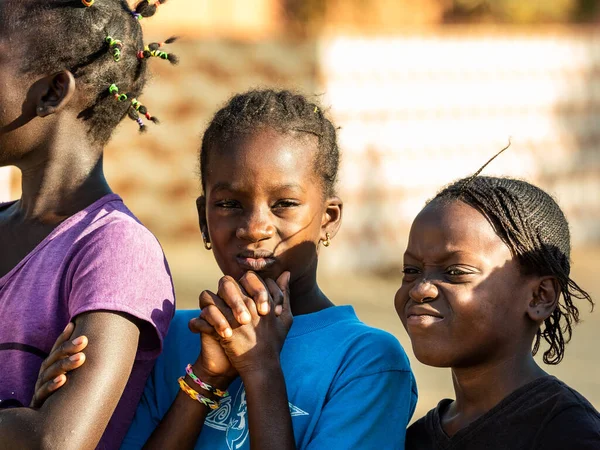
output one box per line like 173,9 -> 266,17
188,317 -> 219,335
31,374 -> 67,409
201,304 -> 234,339
50,322 -> 75,354
39,332 -> 88,375
40,322 -> 75,373
217,276 -> 253,324
276,271 -> 293,327
238,272 -> 271,316
38,352 -> 87,387
265,278 -> 283,317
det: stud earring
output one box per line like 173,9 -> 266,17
202,233 -> 212,251
322,232 -> 331,247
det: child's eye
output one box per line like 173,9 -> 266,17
402,267 -> 421,280
273,200 -> 300,209
446,267 -> 473,276
215,200 -> 241,209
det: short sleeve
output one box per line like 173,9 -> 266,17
67,219 -> 175,359
535,405 -> 600,450
306,330 -> 418,449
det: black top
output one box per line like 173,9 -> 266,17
407,376 -> 600,450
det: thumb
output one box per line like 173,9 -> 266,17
275,271 -> 293,326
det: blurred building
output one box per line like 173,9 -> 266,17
2,1 -> 600,271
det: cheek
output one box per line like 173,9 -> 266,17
394,285 -> 409,323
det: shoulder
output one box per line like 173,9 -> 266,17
74,198 -> 163,256
327,307 -> 412,374
541,380 -> 600,431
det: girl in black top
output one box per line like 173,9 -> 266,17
396,172 -> 600,450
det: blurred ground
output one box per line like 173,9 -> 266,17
163,239 -> 600,423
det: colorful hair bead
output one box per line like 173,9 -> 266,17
137,37 -> 179,65
178,377 -> 220,410
105,36 -> 124,62
133,0 -> 168,20
81,0 -> 95,6
109,84 -> 128,102
130,98 -> 160,124
185,364 -> 229,398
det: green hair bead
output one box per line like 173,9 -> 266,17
105,36 -> 124,62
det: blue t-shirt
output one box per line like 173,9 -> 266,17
122,306 -> 418,449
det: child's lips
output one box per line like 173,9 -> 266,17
236,256 -> 276,272
405,305 -> 444,327
406,314 -> 444,327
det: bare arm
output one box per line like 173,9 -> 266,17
0,311 -> 140,450
143,366 -> 233,449
244,365 -> 295,450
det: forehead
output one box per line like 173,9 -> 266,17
407,200 -> 511,261
205,128 -> 320,194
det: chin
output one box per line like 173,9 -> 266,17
411,343 -> 455,368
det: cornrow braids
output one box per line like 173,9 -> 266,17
430,175 -> 594,365
200,89 -> 341,197
4,0 -> 175,145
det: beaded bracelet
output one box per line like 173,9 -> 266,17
177,377 -> 220,410
185,364 -> 229,398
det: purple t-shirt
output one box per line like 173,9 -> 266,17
0,194 -> 175,449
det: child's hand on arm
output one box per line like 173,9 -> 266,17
30,323 -> 88,409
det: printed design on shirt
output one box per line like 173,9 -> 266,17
206,384 -> 309,450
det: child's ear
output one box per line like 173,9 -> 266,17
36,71 -> 76,118
527,277 -> 560,323
320,196 -> 343,242
195,195 -> 209,239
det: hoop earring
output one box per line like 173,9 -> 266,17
322,232 -> 331,247
202,233 -> 212,251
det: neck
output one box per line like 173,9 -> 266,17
288,264 -> 333,316
15,132 -> 111,224
449,351 -> 547,422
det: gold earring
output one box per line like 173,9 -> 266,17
322,232 -> 331,247
202,233 -> 212,251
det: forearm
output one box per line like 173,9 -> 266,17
243,364 -> 296,450
144,370 -> 233,450
0,408 -> 47,450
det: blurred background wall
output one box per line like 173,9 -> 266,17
1,0 -> 599,419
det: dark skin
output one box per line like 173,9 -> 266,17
0,12 -> 143,450
156,128 -> 342,450
36,128 -> 344,449
395,199 -> 559,437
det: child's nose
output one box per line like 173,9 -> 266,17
409,279 -> 439,303
236,209 -> 275,243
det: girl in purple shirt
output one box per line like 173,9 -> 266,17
0,1 -> 177,448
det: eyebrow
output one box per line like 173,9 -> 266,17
404,249 -> 475,263
211,182 -> 306,194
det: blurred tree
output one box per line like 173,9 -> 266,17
280,0 -> 600,30
443,0 -> 600,23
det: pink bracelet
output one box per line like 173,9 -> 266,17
185,364 -> 229,398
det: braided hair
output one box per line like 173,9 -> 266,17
200,89 -> 340,197
430,175 -> 594,365
2,0 -> 177,144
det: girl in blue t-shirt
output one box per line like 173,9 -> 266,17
34,89 -> 417,449
396,153 -> 599,448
